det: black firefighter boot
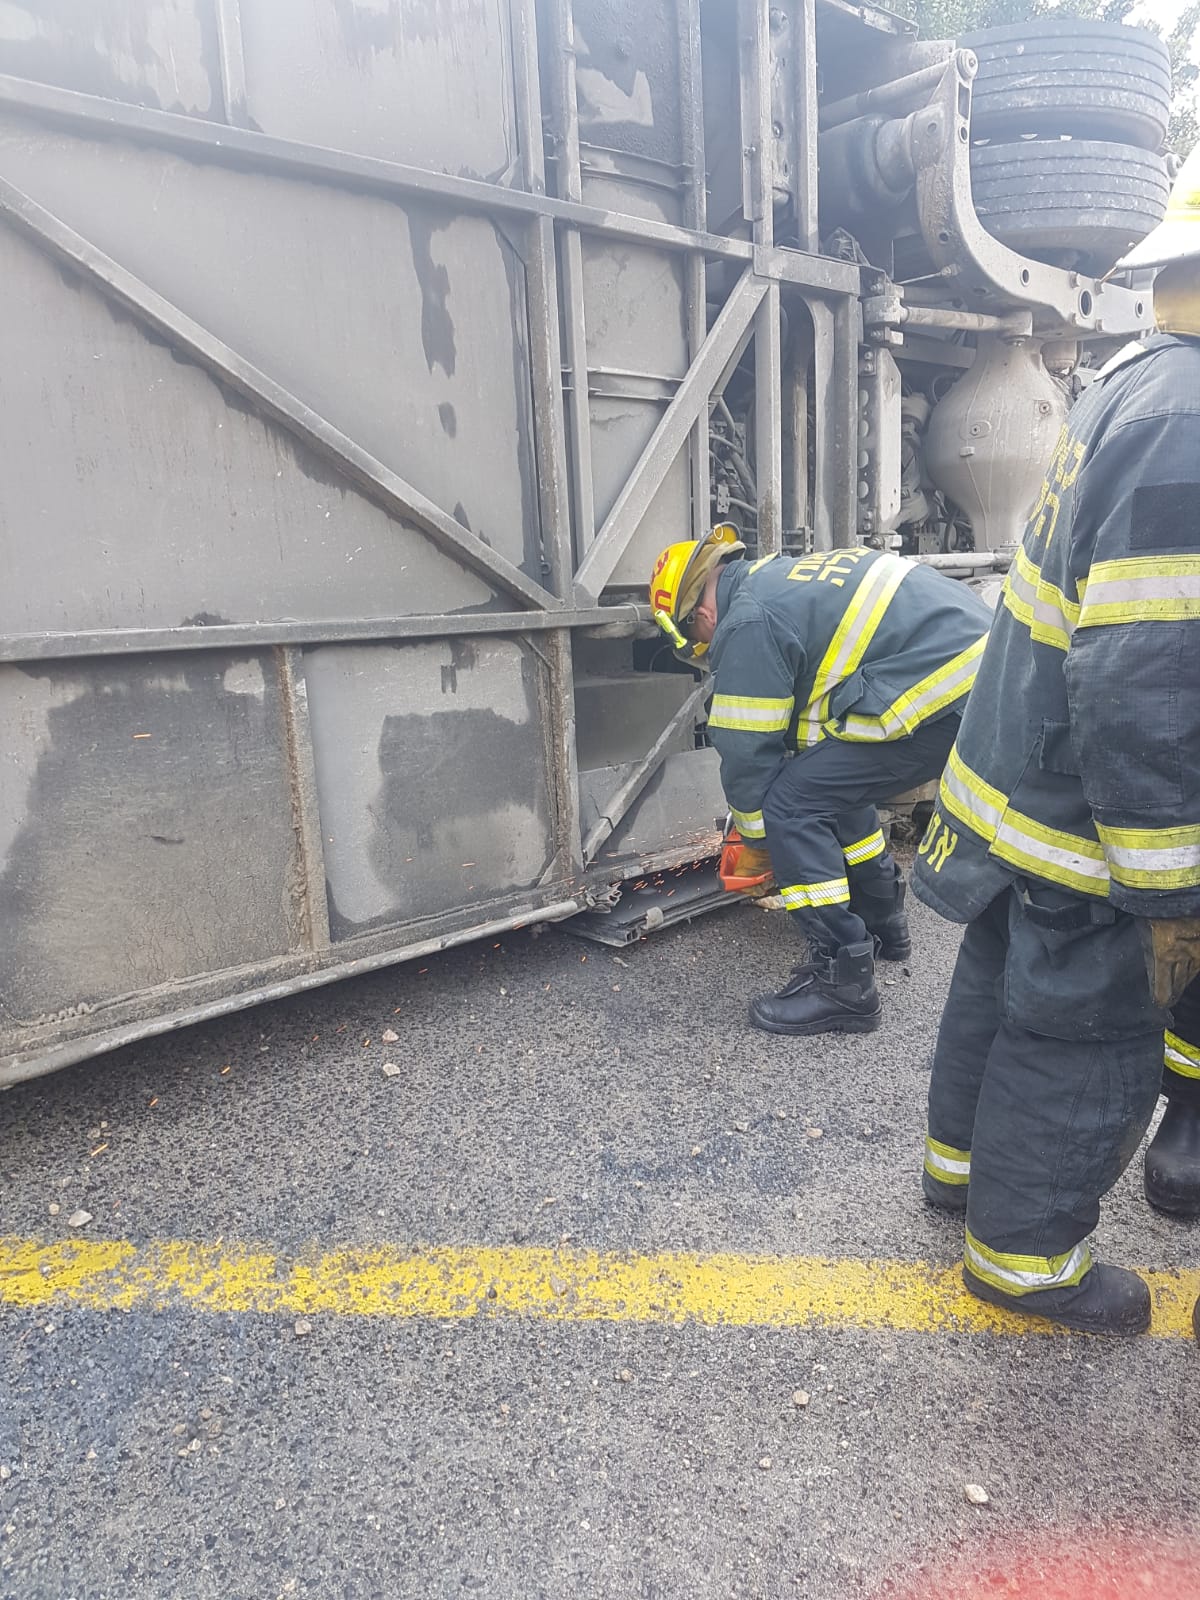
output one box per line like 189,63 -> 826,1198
962,1260 -> 1151,1337
849,866 -> 911,961
1144,1094 -> 1200,1215
748,940 -> 883,1036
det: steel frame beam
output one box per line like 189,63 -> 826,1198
509,0 -> 584,875
910,52 -> 1149,338
541,0 -> 597,566
0,606 -> 649,665
276,646 -> 333,953
580,681 -> 710,865
744,0 -> 783,555
677,0 -> 710,542
0,73 -> 857,296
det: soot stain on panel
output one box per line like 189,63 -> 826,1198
438,402 -> 458,438
0,0 -> 221,118
326,663 -> 550,941
0,656 -> 289,1025
407,209 -> 457,379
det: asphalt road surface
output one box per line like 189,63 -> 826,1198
1,891 -> 1198,1600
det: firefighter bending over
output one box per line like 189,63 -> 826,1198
914,146 -> 1200,1339
648,528 -> 990,1036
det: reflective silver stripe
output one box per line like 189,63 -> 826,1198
924,1136 -> 970,1183
843,830 -> 886,866
709,695 -> 794,733
1001,550 -> 1077,651
992,815 -> 1109,888
797,554 -> 911,747
730,807 -> 766,840
940,751 -> 1109,897
940,754 -> 1003,837
964,1229 -> 1092,1296
1165,1031 -> 1200,1081
1096,824 -> 1200,890
837,636 -> 984,742
780,877 -> 851,909
1104,840 -> 1200,872
1079,566 -> 1200,626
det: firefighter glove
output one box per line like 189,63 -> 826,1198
734,843 -> 775,899
1139,918 -> 1200,1009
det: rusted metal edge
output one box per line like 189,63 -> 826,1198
0,176 -> 561,614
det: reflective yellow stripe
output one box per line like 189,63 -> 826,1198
709,694 -> 794,733
964,1228 -> 1092,1297
1001,547 -> 1079,652
1077,554 -> 1200,628
843,829 -> 886,866
748,553 -> 780,575
924,1135 -> 970,1186
836,634 -> 986,742
1165,1030 -> 1200,1081
730,807 -> 766,840
938,748 -> 1110,898
780,877 -> 851,909
1095,821 -> 1200,891
797,555 -> 910,747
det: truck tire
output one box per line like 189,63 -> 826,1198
970,140 -> 1169,274
963,20 -> 1171,152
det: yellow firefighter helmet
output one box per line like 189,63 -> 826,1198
648,524 -> 745,660
1118,143 -> 1200,273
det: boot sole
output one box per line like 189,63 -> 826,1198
748,1007 -> 883,1037
962,1267 -> 1151,1336
1143,1176 -> 1200,1217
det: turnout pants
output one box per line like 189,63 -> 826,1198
761,714 -> 960,953
925,884 -> 1167,1295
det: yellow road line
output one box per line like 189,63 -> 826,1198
0,1237 -> 1196,1338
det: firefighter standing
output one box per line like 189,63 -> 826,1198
648,530 -> 990,1035
914,146 -> 1200,1338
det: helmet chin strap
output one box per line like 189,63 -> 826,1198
652,607 -> 707,662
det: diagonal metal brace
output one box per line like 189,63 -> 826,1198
574,270 -> 767,602
581,681 -> 710,864
0,176 -> 561,612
